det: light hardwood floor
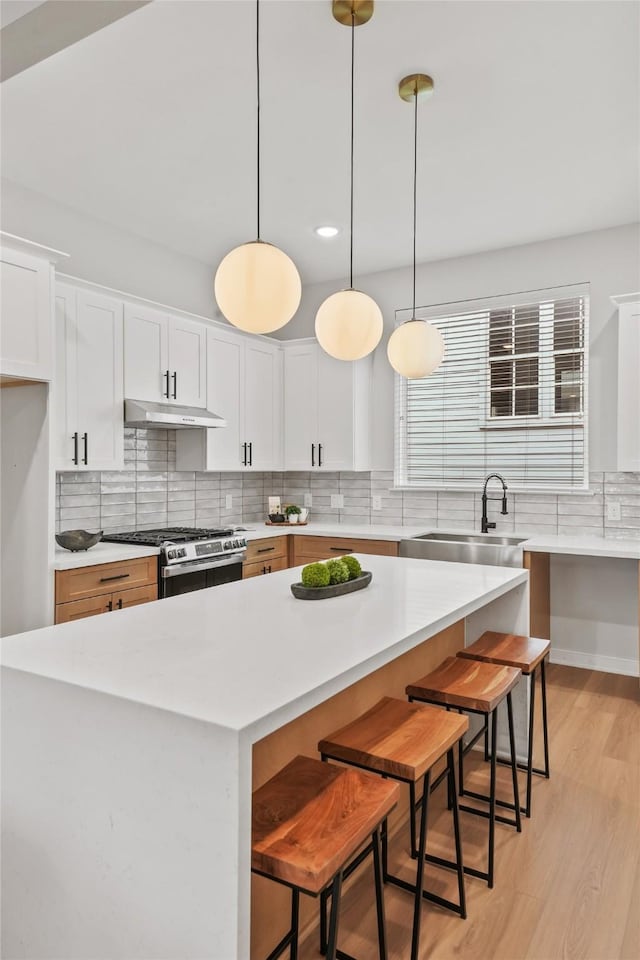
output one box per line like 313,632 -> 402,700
295,665 -> 639,960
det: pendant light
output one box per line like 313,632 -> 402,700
387,74 -> 445,379
215,0 -> 301,334
315,1 -> 383,362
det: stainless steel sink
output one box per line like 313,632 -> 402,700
400,532 -> 528,568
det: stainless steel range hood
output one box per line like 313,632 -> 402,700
124,399 -> 227,429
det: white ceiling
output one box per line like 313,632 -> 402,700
1,0 -> 638,285
0,1 -> 46,30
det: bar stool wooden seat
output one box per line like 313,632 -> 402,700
406,657 -> 522,889
457,631 -> 551,817
252,754 -> 399,960
318,697 -> 468,960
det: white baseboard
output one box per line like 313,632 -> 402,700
550,647 -> 639,678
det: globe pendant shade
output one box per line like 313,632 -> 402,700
214,240 -> 301,334
315,288 -> 384,361
387,318 -> 445,379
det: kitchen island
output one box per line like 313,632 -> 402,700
2,555 -> 529,959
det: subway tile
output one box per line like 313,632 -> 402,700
604,526 -> 640,539
136,491 -> 167,504
136,515 -> 169,529
100,492 -> 136,506
59,494 -> 100,508
60,482 -> 100,497
556,514 -> 603,528
557,501 -> 603,517
59,506 -> 101,521
100,515 -> 136,531
557,524 -> 604,536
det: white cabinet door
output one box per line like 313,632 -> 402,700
615,295 -> 640,471
317,351 -> 356,471
202,329 -> 244,470
56,286 -> 124,471
1,246 -> 53,381
283,343 -> 318,470
124,304 -> 169,403
244,340 -> 282,470
169,316 -> 206,408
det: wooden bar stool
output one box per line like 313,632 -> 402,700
318,697 -> 469,960
252,754 -> 399,960
406,657 -> 522,889
457,631 -> 551,817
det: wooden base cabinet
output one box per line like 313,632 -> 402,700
242,536 -> 289,579
291,535 -> 399,566
55,556 -> 158,624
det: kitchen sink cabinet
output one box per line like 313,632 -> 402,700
176,329 -> 282,471
55,556 -> 158,624
124,303 -> 206,408
283,341 -> 372,471
55,283 -> 124,471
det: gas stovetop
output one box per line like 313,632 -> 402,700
102,527 -> 248,566
102,527 -> 235,547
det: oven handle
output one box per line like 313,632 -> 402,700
161,551 -> 246,578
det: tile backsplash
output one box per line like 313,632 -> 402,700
56,429 -> 640,539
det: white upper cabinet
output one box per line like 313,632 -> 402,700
176,328 -> 282,471
56,283 -> 124,471
283,340 -> 372,471
124,305 -> 206,408
612,293 -> 640,471
0,235 -> 67,382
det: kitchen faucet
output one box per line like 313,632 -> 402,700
481,473 -> 508,533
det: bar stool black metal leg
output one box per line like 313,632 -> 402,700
320,885 -> 328,955
506,692 -> 522,833
290,888 -> 299,960
488,708 -> 497,889
484,721 -> 489,762
447,748 -> 467,920
325,871 -> 343,960
409,781 -> 418,858
525,667 -> 536,818
458,709 -> 465,797
381,816 -> 389,883
541,656 -> 550,778
372,828 -> 387,960
411,769 -> 431,960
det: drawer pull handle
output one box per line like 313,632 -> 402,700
99,573 -> 131,583
116,598 -> 123,609
106,600 -> 113,611
330,547 -> 353,553
257,546 -> 275,554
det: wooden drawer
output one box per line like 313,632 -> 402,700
243,555 -> 289,579
291,536 -> 399,565
113,583 -> 158,610
55,555 -> 158,604
245,536 -> 288,564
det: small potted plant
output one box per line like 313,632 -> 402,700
285,504 -> 302,524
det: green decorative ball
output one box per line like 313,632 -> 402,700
325,558 -> 349,585
301,562 -> 331,588
342,555 -> 362,580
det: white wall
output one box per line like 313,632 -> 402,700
276,223 -> 640,472
1,179 -> 219,321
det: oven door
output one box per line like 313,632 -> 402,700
160,553 -> 244,599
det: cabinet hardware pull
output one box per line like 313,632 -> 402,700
172,371 -> 177,399
82,432 -> 88,465
257,546 -> 275,554
242,442 -> 247,466
267,565 -> 272,573
318,443 -> 323,467
117,598 -> 123,609
311,443 -> 315,467
107,600 -> 113,611
248,441 -> 253,466
99,573 -> 131,583
164,370 -> 170,398
262,566 -> 266,575
73,432 -> 79,465
330,547 -> 353,553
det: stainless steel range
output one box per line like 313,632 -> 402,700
102,527 -> 247,598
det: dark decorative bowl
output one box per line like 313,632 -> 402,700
55,529 -> 103,552
268,513 -> 286,523
291,571 -> 372,600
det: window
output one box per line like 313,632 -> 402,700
394,285 -> 588,491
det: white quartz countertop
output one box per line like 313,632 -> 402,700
52,542 -> 160,570
3,556 -> 528,739
522,533 -> 640,560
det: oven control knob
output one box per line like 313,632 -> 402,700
167,549 -> 175,559
179,548 -> 187,557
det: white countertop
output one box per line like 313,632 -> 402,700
52,523 -> 640,570
3,555 -> 528,738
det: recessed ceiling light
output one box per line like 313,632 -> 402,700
315,225 -> 339,238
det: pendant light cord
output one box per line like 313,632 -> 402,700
349,11 -> 355,289
412,81 -> 418,316
256,0 -> 261,241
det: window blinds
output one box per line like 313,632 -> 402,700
394,284 -> 589,491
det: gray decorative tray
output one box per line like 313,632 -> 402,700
290,571 -> 372,600
55,529 -> 103,552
